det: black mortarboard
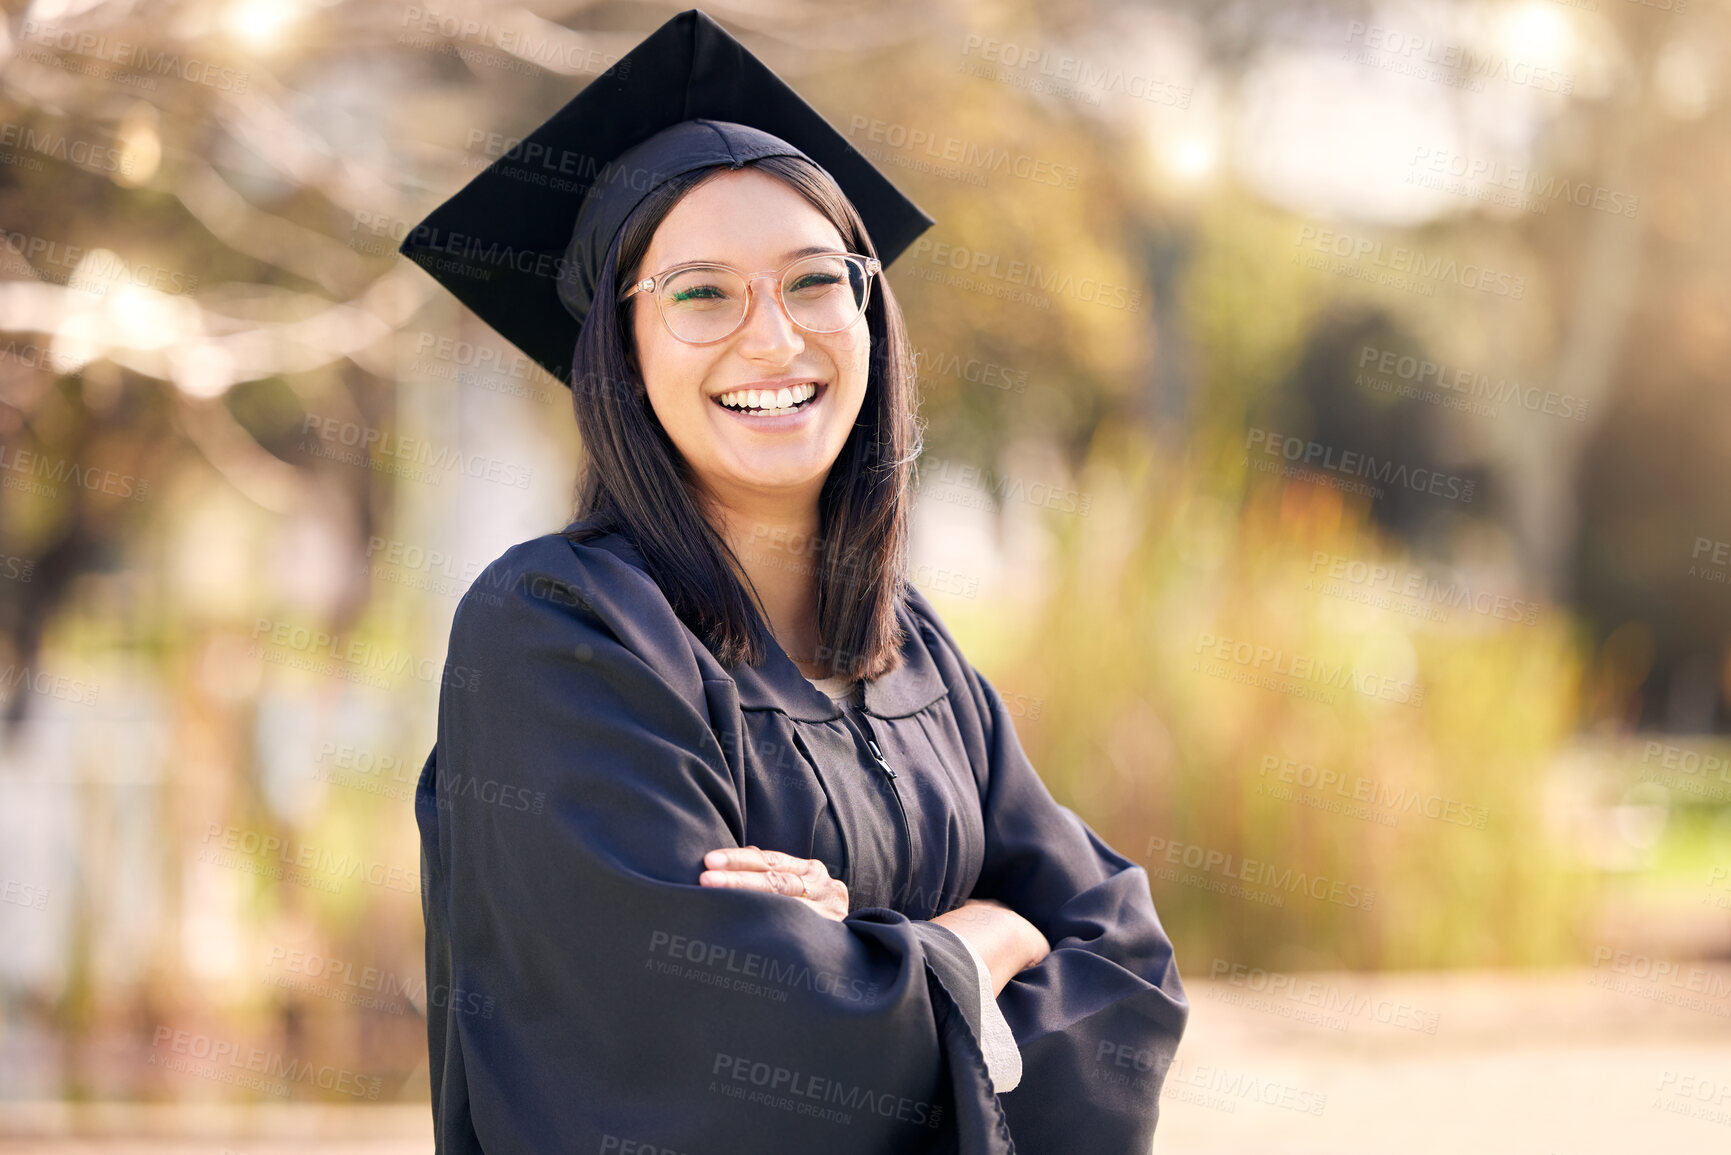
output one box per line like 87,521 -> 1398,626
398,8 -> 936,387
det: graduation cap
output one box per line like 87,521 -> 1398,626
398,7 -> 936,387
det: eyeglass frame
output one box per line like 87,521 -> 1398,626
617,250 -> 883,345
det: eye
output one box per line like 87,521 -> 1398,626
788,272 -> 844,294
661,267 -> 743,310
669,284 -> 728,302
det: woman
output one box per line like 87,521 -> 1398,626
405,11 -> 1187,1153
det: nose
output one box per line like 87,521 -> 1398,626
733,274 -> 804,363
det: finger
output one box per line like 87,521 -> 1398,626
704,846 -> 821,878
704,846 -> 777,873
700,868 -> 803,895
698,869 -> 769,890
756,848 -> 808,874
813,879 -> 849,921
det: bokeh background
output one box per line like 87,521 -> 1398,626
2,0 -> 1729,1150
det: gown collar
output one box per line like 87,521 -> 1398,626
563,519 -> 949,723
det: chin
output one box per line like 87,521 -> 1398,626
721,452 -> 834,489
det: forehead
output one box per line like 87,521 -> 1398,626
645,167 -> 848,269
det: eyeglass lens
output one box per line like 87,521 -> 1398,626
657,254 -> 869,342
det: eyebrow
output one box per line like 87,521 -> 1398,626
665,244 -> 841,268
779,244 -> 839,262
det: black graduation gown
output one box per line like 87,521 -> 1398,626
415,523 -> 1188,1153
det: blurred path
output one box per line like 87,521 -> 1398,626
2,968 -> 1728,1153
0,1105 -> 430,1155
1158,965 -> 1731,1154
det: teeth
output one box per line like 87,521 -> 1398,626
716,382 -> 818,413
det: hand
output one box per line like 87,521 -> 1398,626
995,898 -> 1053,969
930,897 -> 1051,995
700,845 -> 850,922
967,897 -> 1052,967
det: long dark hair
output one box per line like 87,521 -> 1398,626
562,155 -> 923,681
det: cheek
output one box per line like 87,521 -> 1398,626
633,319 -> 699,419
630,306 -> 661,378
830,328 -> 872,382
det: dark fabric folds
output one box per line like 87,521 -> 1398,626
415,528 -> 1186,1153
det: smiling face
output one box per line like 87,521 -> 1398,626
627,167 -> 871,517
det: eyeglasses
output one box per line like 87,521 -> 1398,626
619,251 -> 881,345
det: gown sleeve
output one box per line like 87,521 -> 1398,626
416,539 -> 1017,1154
922,601 -> 1190,1152
928,924 -> 1024,1093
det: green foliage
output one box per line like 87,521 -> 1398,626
960,422 -> 1597,971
